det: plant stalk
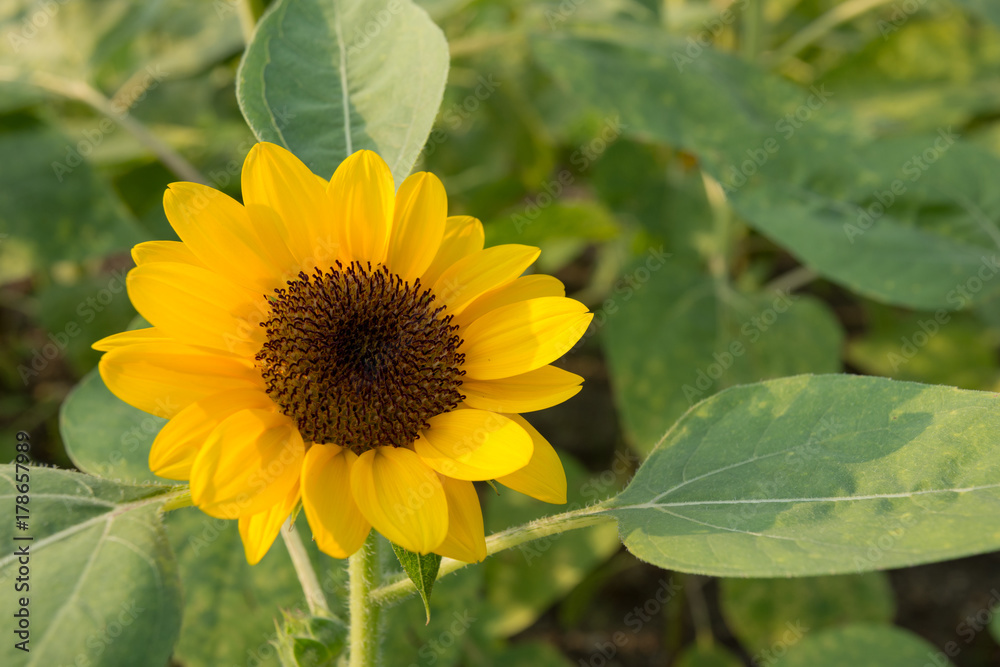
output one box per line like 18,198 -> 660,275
348,534 -> 381,667
282,523 -> 331,617
370,505 -> 614,606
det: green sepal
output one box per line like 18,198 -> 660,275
390,543 -> 442,624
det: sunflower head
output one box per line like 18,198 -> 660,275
95,143 -> 592,564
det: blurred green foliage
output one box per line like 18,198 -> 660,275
5,0 -> 1000,665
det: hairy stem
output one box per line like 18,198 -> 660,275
348,534 -> 381,667
282,523 -> 331,617
371,505 -> 614,607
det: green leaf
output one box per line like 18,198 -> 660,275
274,610 -> 348,667
719,573 -> 895,654
0,466 -> 181,667
604,374 -> 1000,576
237,0 -> 449,185
532,27 -> 1000,310
60,368 -> 172,485
391,543 -> 442,623
602,262 -> 843,455
772,625 -> 954,667
674,645 -> 744,667
727,139 -> 1000,311
165,510 -> 333,667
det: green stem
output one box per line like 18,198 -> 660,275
282,523 -> 331,617
0,67 -> 208,184
160,488 -> 193,512
348,534 -> 381,667
371,505 -> 614,607
741,0 -> 764,61
767,0 -> 897,67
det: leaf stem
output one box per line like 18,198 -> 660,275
370,504 -> 615,607
0,67 -> 208,184
348,534 -> 381,667
159,488 -> 193,512
282,522 -> 331,617
767,0 -> 897,67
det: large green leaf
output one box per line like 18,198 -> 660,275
727,139 -> 1000,312
60,368 -> 170,485
773,625 -> 954,667
602,262 -> 843,455
719,573 -> 895,654
532,26 -> 1000,310
604,374 -> 1000,576
237,0 -> 449,184
0,466 -> 180,667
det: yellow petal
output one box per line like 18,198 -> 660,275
413,409 -> 533,481
460,365 -> 583,413
350,447 -> 448,554
434,476 -> 486,563
242,142 -> 338,271
454,274 -> 564,328
460,297 -> 593,380
431,244 -> 540,316
131,241 -> 202,267
127,262 -> 268,356
420,215 -> 485,286
239,481 -> 301,565
92,327 -> 169,352
149,389 -> 276,480
99,341 -> 262,418
328,149 -> 394,264
385,172 -> 447,282
164,181 -> 297,294
190,409 -> 304,519
496,414 -> 567,504
302,445 -> 371,558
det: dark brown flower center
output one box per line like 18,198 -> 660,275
256,262 -> 465,453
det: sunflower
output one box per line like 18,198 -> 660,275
94,143 -> 592,564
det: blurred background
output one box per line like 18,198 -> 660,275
3,0 -> 1000,665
